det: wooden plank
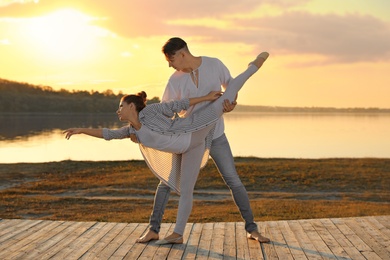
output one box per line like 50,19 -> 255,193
40,221 -> 102,259
236,222 -> 251,260
356,217 -> 390,250
180,222 -> 203,260
375,215 -> 390,229
320,218 -> 366,260
259,221 -> 277,260
2,220 -> 64,259
79,222 -> 128,259
110,223 -> 148,259
208,222 -> 225,259
267,220 -> 294,260
0,219 -> 42,244
0,216 -> 388,259
0,219 -> 31,236
331,218 -> 382,260
94,223 -> 138,259
222,222 -> 236,259
0,220 -> 47,255
194,222 -> 213,260
14,221 -> 77,259
299,219 -> 336,259
49,221 -> 112,259
0,219 -> 30,231
165,223 -> 194,260
287,220 -> 322,260
366,216 -> 390,240
347,217 -> 390,260
277,220 -> 308,260
310,218 -> 350,259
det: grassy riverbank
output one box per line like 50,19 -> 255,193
0,158 -> 389,223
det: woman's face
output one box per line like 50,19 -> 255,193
116,101 -> 131,121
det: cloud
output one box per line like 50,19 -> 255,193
0,0 -> 38,8
1,0 -> 389,63
235,12 -> 390,63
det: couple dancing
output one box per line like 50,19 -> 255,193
64,37 -> 270,244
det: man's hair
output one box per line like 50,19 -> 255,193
162,37 -> 188,58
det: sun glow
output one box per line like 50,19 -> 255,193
26,9 -> 107,61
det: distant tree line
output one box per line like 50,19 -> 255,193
1,78 -> 389,114
0,78 -> 160,113
234,104 -> 390,113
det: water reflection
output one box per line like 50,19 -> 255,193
0,114 -> 124,140
223,112 -> 390,159
1,112 -> 390,163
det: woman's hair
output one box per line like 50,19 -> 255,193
121,91 -> 147,112
162,37 -> 188,58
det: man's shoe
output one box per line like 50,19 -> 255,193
247,230 -> 270,243
136,230 -> 159,243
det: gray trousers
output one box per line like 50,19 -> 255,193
148,133 -> 258,234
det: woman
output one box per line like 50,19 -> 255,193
64,52 -> 269,244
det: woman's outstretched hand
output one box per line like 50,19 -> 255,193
63,128 -> 103,139
63,128 -> 81,140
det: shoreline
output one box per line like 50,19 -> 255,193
1,156 -> 390,165
1,158 -> 389,222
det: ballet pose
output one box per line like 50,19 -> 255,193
63,52 -> 269,244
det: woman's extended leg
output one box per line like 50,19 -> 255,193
168,52 -> 269,135
212,52 -> 269,115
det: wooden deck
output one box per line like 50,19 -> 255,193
0,216 -> 388,259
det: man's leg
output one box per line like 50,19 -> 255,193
210,134 -> 270,243
136,182 -> 170,243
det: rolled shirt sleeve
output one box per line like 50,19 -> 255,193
102,126 -> 134,140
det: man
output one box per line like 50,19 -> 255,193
136,37 -> 270,243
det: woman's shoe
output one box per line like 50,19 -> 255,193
258,52 -> 269,61
155,235 -> 183,245
249,52 -> 269,68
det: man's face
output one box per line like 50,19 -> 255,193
165,49 -> 184,71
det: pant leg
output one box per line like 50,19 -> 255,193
147,126 -> 214,233
149,181 -> 171,233
210,133 -> 258,232
211,64 -> 259,117
173,131 -> 206,235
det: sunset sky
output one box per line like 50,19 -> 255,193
1,0 -> 389,108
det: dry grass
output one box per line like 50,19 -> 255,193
0,158 -> 389,223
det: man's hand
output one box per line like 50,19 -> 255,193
222,99 -> 237,113
129,133 -> 139,143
